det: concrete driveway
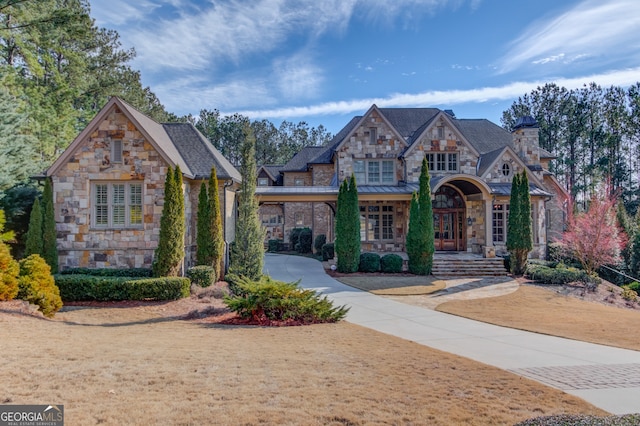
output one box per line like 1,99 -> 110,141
263,253 -> 640,415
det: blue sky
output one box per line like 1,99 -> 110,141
89,0 -> 640,134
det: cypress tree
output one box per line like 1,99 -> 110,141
208,166 -> 225,279
153,166 -> 185,277
196,180 -> 212,265
41,179 -> 58,273
507,171 -> 532,275
24,197 -> 43,257
407,158 -> 434,275
335,175 -> 360,273
230,123 -> 264,280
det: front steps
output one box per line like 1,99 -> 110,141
431,253 -> 508,277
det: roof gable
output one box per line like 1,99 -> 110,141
401,111 -> 480,158
332,105 -> 408,154
479,145 -> 545,187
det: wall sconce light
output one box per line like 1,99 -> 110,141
467,217 -> 473,226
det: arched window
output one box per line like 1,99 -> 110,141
502,163 -> 511,176
433,186 -> 464,209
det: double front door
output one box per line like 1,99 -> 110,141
433,210 -> 465,251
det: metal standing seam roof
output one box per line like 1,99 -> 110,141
489,183 -> 553,197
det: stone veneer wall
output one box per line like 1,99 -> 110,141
283,172 -> 312,186
512,127 -> 540,165
312,164 -> 334,185
484,152 -> 526,182
54,106 -> 169,269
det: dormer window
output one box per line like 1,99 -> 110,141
111,140 -> 123,163
258,178 -> 269,186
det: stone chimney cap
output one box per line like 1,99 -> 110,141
513,116 -> 538,130
444,109 -> 455,118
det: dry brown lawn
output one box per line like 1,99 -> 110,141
437,284 -> 640,351
332,274 -> 446,295
0,299 -> 605,426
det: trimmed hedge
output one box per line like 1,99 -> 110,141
314,234 -> 326,254
359,253 -> 381,273
321,243 -> 334,261
381,254 -> 403,273
267,239 -> 283,253
187,265 -> 217,287
289,228 -> 304,250
525,263 -> 601,287
59,267 -> 152,277
298,228 -> 313,253
55,274 -> 190,301
224,274 -> 349,323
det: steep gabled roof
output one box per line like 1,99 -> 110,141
452,119 -> 514,154
258,165 -> 284,182
281,146 -> 325,172
378,108 -> 440,141
163,123 -> 241,181
46,97 -> 240,182
477,147 -> 507,177
309,116 -> 361,164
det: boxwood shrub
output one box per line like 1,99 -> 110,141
314,234 -> 326,254
321,243 -> 334,261
187,265 -> 217,287
359,253 -> 381,273
380,254 -> 403,273
59,267 -> 152,277
267,239 -> 283,253
298,228 -> 313,253
55,274 -> 190,301
525,263 -> 600,287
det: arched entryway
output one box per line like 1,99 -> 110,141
432,185 -> 465,251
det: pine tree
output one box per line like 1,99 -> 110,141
196,180 -> 212,265
153,166 -> 185,277
230,124 -> 264,280
507,171 -> 532,275
24,197 -> 43,257
335,175 -> 360,273
407,158 -> 434,275
208,166 -> 225,280
41,179 -> 58,273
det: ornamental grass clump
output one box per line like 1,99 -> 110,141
224,274 -> 349,325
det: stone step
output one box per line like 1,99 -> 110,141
432,258 -> 508,277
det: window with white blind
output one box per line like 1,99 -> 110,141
92,182 -> 143,228
111,140 -> 123,163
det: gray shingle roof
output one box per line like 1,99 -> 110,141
378,108 -> 440,140
309,116 -> 361,164
281,146 -> 325,171
163,123 -> 241,181
259,165 -> 284,181
477,147 -> 507,177
451,119 -> 514,154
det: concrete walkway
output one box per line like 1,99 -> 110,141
263,253 -> 640,415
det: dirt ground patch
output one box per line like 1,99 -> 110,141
436,281 -> 640,351
328,271 -> 446,295
0,295 -> 605,425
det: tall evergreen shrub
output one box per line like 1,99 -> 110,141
406,158 -> 434,275
230,124 -> 264,280
335,175 -> 360,273
24,197 -> 43,257
0,210 -> 19,300
506,171 -> 532,275
41,179 -> 58,273
153,166 -> 185,277
208,166 -> 225,279
196,181 -> 213,265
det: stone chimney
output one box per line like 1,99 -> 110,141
512,116 -> 540,166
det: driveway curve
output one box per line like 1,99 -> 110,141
263,253 -> 640,415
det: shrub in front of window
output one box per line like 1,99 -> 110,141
335,175 -> 360,273
289,228 -> 304,251
59,267 -> 152,277
506,171 -> 532,275
55,274 -> 190,301
187,265 -> 217,287
359,253 -> 381,273
268,239 -> 283,252
314,234 -> 326,254
208,166 -> 225,280
196,180 -> 213,266
406,158 -> 434,275
321,243 -> 334,261
298,228 -> 313,253
17,254 -> 62,317
153,166 -> 185,277
381,254 -> 403,273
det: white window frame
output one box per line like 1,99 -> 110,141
492,203 -> 509,243
369,127 -> 377,144
426,152 -> 458,172
261,214 -> 282,225
92,182 -> 143,229
258,177 -> 269,186
353,160 -> 395,185
111,140 -> 123,163
360,205 -> 394,241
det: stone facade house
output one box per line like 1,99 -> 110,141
44,97 -> 241,271
257,105 -> 568,258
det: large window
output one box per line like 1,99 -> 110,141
93,182 -> 143,228
426,152 -> 458,172
261,214 -> 282,225
353,160 -> 395,185
111,140 -> 123,163
492,204 -> 509,243
360,205 -> 394,241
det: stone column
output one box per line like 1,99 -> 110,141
483,197 -> 495,258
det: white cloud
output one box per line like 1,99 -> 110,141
273,53 -> 323,100
90,0 -> 163,26
500,0 -> 640,73
233,67 -> 640,119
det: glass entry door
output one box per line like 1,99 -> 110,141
433,211 -> 464,251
